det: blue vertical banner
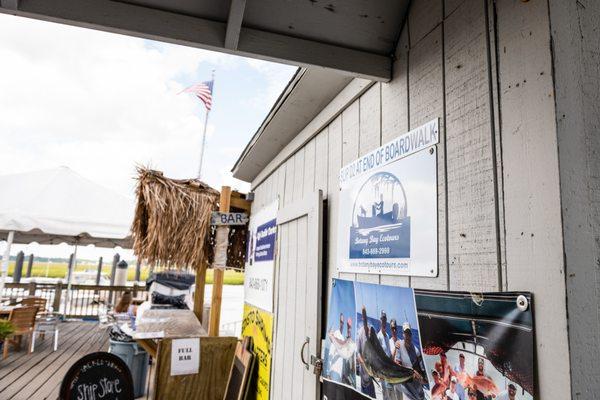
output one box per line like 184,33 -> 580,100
337,120 -> 439,277
254,219 -> 277,262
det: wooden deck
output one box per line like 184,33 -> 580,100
0,321 -> 111,400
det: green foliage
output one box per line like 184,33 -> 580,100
0,320 -> 15,340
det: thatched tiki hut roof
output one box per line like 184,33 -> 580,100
132,168 -> 220,270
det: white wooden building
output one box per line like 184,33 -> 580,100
232,2 -> 600,399
2,0 -> 598,398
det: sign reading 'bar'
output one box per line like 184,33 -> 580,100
211,212 -> 249,225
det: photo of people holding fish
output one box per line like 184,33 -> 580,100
415,291 -> 535,400
354,281 -> 429,400
323,279 -> 358,388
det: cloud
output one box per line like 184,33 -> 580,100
0,14 -> 297,258
0,14 -> 293,195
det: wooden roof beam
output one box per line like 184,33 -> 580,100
0,0 -> 391,81
224,0 -> 246,50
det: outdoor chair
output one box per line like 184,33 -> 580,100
3,305 -> 38,359
31,310 -> 60,352
20,297 -> 61,351
20,297 -> 47,315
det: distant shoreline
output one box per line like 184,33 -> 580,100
3,261 -> 245,285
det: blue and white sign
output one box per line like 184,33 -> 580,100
244,200 -> 278,312
337,119 -> 438,277
254,219 -> 277,262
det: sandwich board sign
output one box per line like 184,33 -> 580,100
60,352 -> 134,400
337,119 -> 439,277
211,212 -> 249,225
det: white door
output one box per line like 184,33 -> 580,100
271,190 -> 323,400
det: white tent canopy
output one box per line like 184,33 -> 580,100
0,166 -> 134,248
0,166 -> 135,298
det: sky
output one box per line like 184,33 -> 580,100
0,13 -> 297,260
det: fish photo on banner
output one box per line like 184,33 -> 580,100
354,281 -> 429,400
415,291 -> 535,400
321,279 -> 432,400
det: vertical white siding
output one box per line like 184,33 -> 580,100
549,0 -> 600,397
249,0 -> 574,397
496,0 -> 570,398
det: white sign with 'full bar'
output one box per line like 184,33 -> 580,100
171,338 -> 200,376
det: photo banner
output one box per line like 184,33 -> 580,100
322,279 -> 535,400
337,120 -> 438,277
244,200 -> 278,312
242,303 -> 273,400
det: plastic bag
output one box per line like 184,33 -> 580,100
109,324 -> 134,342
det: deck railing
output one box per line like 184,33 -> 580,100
1,282 -> 148,319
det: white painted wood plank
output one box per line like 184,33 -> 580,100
444,0 -> 499,291
496,0 -> 571,398
381,25 -> 411,288
271,221 -> 288,399
326,117 -> 342,298
358,83 -> 382,154
314,128 -> 329,194
284,158 -> 295,207
341,101 -> 359,165
356,83 -> 382,284
407,25 -> 448,291
250,79 -> 375,188
297,215 -> 311,400
486,0 -> 507,292
305,191 -> 324,400
292,217 -> 307,399
382,26 -> 409,143
282,218 -> 298,397
549,0 -> 600,396
408,0 -> 443,46
340,101 -> 360,282
293,149 -> 305,202
276,163 -> 287,203
303,138 -> 316,195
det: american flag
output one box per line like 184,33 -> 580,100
180,80 -> 214,111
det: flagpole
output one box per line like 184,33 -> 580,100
197,107 -> 210,179
197,70 -> 215,180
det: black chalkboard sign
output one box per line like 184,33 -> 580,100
60,352 -> 134,400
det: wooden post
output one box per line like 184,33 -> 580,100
96,256 -> 103,285
13,251 -> 24,283
28,281 -> 37,296
208,186 -> 231,336
193,260 -> 208,323
108,253 -> 119,305
26,254 -> 34,278
110,253 -> 120,286
53,281 -> 63,311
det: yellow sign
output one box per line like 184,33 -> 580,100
242,303 -> 273,400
